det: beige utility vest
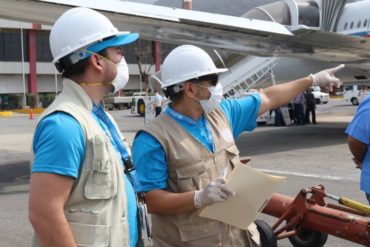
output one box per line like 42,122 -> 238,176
31,79 -> 130,247
142,108 -> 259,247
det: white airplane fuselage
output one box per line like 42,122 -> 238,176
0,0 -> 368,87
272,0 -> 370,85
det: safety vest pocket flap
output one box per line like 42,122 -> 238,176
92,135 -> 111,172
175,162 -> 209,192
69,222 -> 109,247
225,144 -> 240,156
175,162 -> 206,179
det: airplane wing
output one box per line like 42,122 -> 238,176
1,0 -> 370,64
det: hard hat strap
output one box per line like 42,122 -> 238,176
79,82 -> 106,87
56,49 -> 88,73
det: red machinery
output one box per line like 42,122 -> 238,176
260,185 -> 370,246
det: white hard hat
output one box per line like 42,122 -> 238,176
161,45 -> 228,88
50,7 -> 138,71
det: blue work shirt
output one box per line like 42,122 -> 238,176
132,94 -> 261,192
32,111 -> 138,247
346,94 -> 370,194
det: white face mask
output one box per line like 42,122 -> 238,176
196,83 -> 223,114
112,56 -> 129,94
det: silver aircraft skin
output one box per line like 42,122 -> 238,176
1,0 -> 370,85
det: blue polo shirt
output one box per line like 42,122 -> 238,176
346,94 -> 370,194
32,111 -> 138,247
132,94 -> 261,192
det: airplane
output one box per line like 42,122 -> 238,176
3,1 -> 370,244
1,0 -> 370,88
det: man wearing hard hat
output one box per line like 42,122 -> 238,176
132,45 -> 343,246
29,7 -> 141,247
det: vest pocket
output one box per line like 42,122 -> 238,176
120,218 -> 129,246
85,135 -> 116,199
69,222 -> 109,246
225,145 -> 240,169
175,162 -> 209,192
178,220 -> 221,242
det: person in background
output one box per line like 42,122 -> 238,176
147,88 -> 155,96
304,87 -> 317,124
154,89 -> 164,116
346,94 -> 370,204
28,7 -> 141,247
273,107 -> 284,126
132,44 -> 343,246
293,92 -> 305,125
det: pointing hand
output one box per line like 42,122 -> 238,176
311,64 -> 345,91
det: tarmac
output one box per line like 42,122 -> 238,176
0,111 -> 145,247
0,111 -> 139,197
0,101 -> 366,247
0,112 -> 137,162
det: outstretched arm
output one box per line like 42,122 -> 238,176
258,65 -> 344,115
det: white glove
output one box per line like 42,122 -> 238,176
194,177 -> 236,208
310,64 -> 344,91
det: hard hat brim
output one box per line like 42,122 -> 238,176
87,32 -> 139,53
161,67 -> 228,88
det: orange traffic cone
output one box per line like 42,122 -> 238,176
29,109 -> 34,120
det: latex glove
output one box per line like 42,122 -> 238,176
310,64 -> 345,91
194,177 -> 236,208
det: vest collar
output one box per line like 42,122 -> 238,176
62,78 -> 93,112
165,105 -> 205,126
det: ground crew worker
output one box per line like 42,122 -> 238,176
132,45 -> 343,246
154,89 -> 164,116
28,7 -> 141,247
304,87 -> 317,124
346,94 -> 370,204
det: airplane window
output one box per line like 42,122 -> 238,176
344,22 -> 348,30
350,21 -> 354,29
357,20 -> 361,28
364,19 -> 368,27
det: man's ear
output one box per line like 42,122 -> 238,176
89,54 -> 104,73
183,81 -> 196,98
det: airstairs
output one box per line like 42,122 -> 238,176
219,56 -> 280,97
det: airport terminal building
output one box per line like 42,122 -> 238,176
0,19 -> 167,110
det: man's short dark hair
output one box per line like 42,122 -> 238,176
61,49 -> 108,78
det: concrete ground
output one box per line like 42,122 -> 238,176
0,99 -> 367,246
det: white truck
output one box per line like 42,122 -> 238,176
343,85 -> 369,105
311,86 -> 329,104
130,92 -> 155,116
104,95 -> 132,110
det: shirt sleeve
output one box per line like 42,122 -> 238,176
32,112 -> 86,179
132,131 -> 168,191
220,93 -> 261,139
346,108 -> 370,145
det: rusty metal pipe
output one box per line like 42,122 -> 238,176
262,192 -> 370,246
327,202 -> 368,217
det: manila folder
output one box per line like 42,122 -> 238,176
199,164 -> 284,230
